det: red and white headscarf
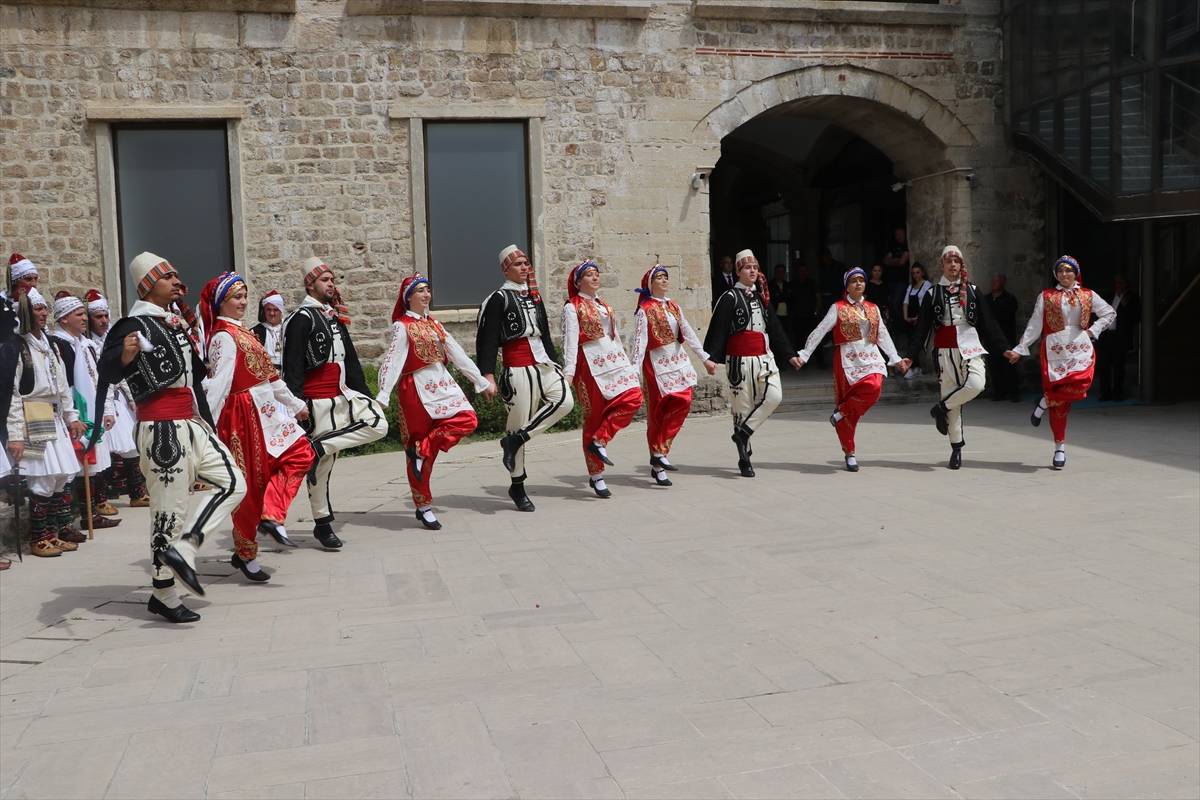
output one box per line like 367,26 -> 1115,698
392,273 -> 431,322
635,264 -> 668,310
567,260 -> 599,302
8,253 -> 37,284
85,289 -> 108,314
734,249 -> 770,304
198,271 -> 246,346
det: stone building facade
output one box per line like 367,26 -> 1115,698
1,0 -> 1046,409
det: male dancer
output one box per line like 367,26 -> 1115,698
907,245 -> 1015,469
281,257 -> 387,549
251,290 -> 285,369
704,249 -> 803,477
86,290 -> 148,507
94,252 -> 246,623
2,254 -> 40,342
477,245 -> 573,511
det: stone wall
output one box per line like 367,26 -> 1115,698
0,0 -> 1047,411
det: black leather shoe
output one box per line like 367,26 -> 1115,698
738,458 -> 755,478
930,403 -> 949,436
230,553 -> 270,582
948,448 -> 962,470
652,470 -> 673,487
416,509 -> 442,530
314,523 -> 342,550
500,431 -> 529,474
1052,451 -> 1066,470
586,441 -> 614,467
731,429 -> 751,463
147,596 -> 200,623
589,477 -> 612,498
406,444 -> 424,484
1031,407 -> 1043,427
649,455 -> 678,472
845,457 -> 859,473
508,483 -> 535,512
829,411 -> 839,427
258,520 -> 298,548
160,545 -> 205,596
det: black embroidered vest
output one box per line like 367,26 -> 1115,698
125,317 -> 192,403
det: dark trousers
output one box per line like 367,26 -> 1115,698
1095,332 -> 1130,399
986,353 -> 1020,400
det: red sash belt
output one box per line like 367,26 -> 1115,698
933,326 -> 958,348
136,388 -> 193,421
726,331 -> 767,357
304,362 -> 342,399
502,338 -> 538,368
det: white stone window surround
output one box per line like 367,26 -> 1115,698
346,0 -> 650,19
389,100 -> 547,323
87,105 -> 247,314
692,0 -> 966,26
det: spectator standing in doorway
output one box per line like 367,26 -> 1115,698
1095,273 -> 1140,402
712,254 -> 736,309
902,262 -> 932,378
984,273 -> 1021,402
882,227 -> 911,324
815,248 -> 847,368
864,265 -> 891,322
768,265 -> 795,349
791,264 -> 821,355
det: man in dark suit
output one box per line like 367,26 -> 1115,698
767,265 -> 795,348
983,273 -> 1020,401
711,254 -> 736,308
1095,273 -> 1140,402
791,263 -> 821,352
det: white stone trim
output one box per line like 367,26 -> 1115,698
86,105 -> 247,121
693,0 -> 965,25
348,0 -> 651,18
16,0 -> 294,9
388,101 -> 546,121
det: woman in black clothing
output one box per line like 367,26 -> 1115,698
864,264 -> 891,322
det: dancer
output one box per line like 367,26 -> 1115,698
95,252 -> 246,623
477,245 -> 573,511
86,290 -> 148,508
630,264 -> 717,486
50,292 -> 121,530
797,269 -> 911,471
200,273 -> 314,581
907,245 -> 1014,469
0,289 -> 87,556
1009,255 -> 1114,469
561,260 -> 642,498
251,290 -> 285,369
281,257 -> 387,549
704,249 -> 803,477
2,254 -> 40,343
377,274 -> 494,529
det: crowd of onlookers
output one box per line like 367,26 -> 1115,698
713,226 -> 1141,402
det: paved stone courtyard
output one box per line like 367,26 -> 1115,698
1,399 -> 1197,799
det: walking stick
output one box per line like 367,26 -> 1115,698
7,466 -> 25,562
82,458 -> 94,540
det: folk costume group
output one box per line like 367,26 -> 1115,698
0,243 -> 1116,614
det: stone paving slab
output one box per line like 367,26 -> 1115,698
1,399 -> 1197,799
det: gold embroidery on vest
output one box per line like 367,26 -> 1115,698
576,298 -> 607,342
407,317 -> 446,368
646,301 -> 678,347
231,324 -> 276,382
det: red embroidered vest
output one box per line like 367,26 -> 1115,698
832,301 -> 880,346
1041,288 -> 1092,335
400,315 -> 448,374
643,300 -> 683,350
570,295 -> 613,345
213,320 -> 277,394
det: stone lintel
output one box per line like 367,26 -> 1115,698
347,0 -> 651,19
9,0 -> 295,11
693,0 -> 966,26
388,100 -> 547,120
86,104 -> 247,120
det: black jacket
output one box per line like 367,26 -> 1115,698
711,270 -> 737,309
908,281 -> 1012,361
704,286 -> 797,367
476,289 -> 560,375
1102,289 -> 1141,347
280,306 -> 370,400
982,289 -> 1019,342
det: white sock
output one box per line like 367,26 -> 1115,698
415,457 -> 425,474
1034,397 -> 1048,418
418,505 -> 437,522
653,467 -> 666,479
591,475 -> 607,491
593,441 -> 608,457
653,453 -> 670,466
832,411 -> 844,423
175,538 -> 198,569
275,524 -> 288,539
242,558 -> 261,573
1055,443 -> 1066,454
845,455 -> 857,467
152,587 -> 182,608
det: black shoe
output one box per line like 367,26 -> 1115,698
258,520 -> 298,548
586,441 -> 614,467
314,523 -> 342,550
589,477 -> 612,498
406,444 -> 423,484
1031,407 -> 1043,427
649,455 -> 678,472
147,596 -> 200,624
845,457 -> 859,473
415,509 -> 442,530
829,411 -> 839,427
738,458 -> 755,478
230,553 -> 270,582
731,428 -> 753,463
160,545 -> 205,597
930,403 -> 949,436
508,483 -> 535,512
948,448 -> 962,470
652,470 -> 673,487
500,431 -> 529,474
307,439 -> 325,486
1053,451 -> 1066,470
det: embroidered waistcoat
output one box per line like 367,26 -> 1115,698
126,317 -> 193,402
295,306 -> 339,372
1041,288 -> 1093,335
400,315 -> 449,374
214,320 -> 278,394
832,301 -> 881,346
571,296 -> 613,345
643,300 -> 683,350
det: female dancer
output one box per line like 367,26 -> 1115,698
561,261 -> 643,497
201,272 -> 314,581
630,264 -> 716,486
0,289 -> 87,555
377,274 -> 494,529
1009,255 -> 1114,469
797,269 -> 910,472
